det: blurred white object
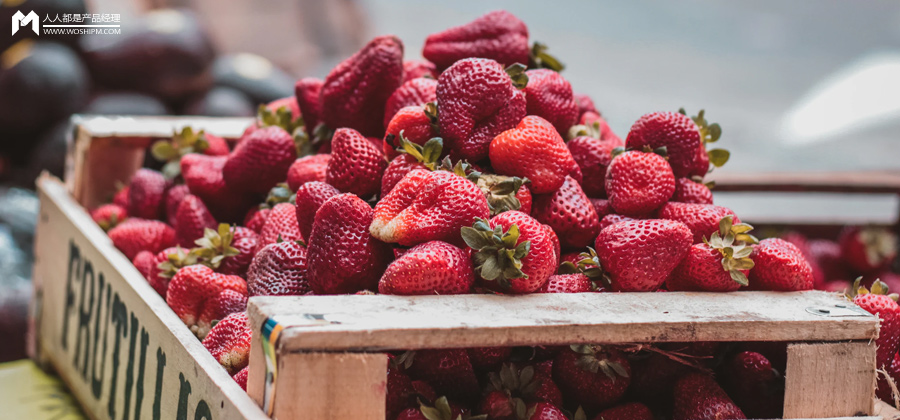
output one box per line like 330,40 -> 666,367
783,51 -> 900,144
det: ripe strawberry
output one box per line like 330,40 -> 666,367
437,58 -> 526,162
538,274 -> 594,293
113,185 -> 130,208
523,69 -> 577,134
625,111 -> 701,178
423,10 -> 529,71
463,212 -> 557,294
672,373 -> 745,420
294,77 -> 323,131
254,202 -> 303,253
135,246 -> 197,297
748,238 -> 814,291
381,137 -> 444,197
877,352 -> 900,403
395,396 -> 470,420
320,35 -> 404,137
286,154 -> 331,190
467,347 -> 513,372
163,184 -> 189,226
595,219 -> 692,291
371,169 -> 490,247
384,77 -> 438,129
379,241 -> 475,295
191,224 -> 258,277
593,402 -> 654,420
405,350 -> 480,404
605,150 -> 675,216
91,203 -> 127,231
127,169 -> 168,220
579,112 -> 623,144
233,366 -> 249,391
839,227 -> 897,273
325,128 -> 388,198
721,351 -> 783,419
384,105 -> 439,160
688,145 -> 711,179
403,60 -> 438,82
294,181 -> 340,239
490,116 -> 577,194
266,96 -> 301,120
181,153 -> 255,223
668,216 -> 756,291
174,194 -> 217,247
573,93 -> 599,119
525,402 -> 567,420
590,199 -> 612,219
150,127 -> 229,179
308,194 -> 391,294
223,126 -> 297,196
166,265 -> 248,338
531,176 -> 600,249
567,136 -> 618,198
108,219 -> 176,260
598,214 -> 635,232
553,345 -> 630,412
849,279 -> 900,370
544,224 -> 561,265
387,355 -> 417,419
808,239 -> 850,282
247,239 -> 310,296
472,173 -> 533,217
243,207 -> 270,234
658,202 -> 740,244
201,311 -> 251,375
683,109 -> 728,179
671,178 -> 713,205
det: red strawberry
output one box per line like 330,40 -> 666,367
688,145 -> 711,179
381,136 -> 444,197
544,224 -> 561,265
525,402 -> 567,420
598,214 -> 635,232
286,154 -> 331,190
325,128 -> 388,198
625,111 -> 702,178
254,202 -> 303,253
523,69 -> 577,134
721,351 -> 783,419
672,373 -> 745,420
190,224 -> 258,277
294,181 -> 340,239
437,58 -> 526,162
808,239 -> 849,282
423,10 -> 529,71
294,77 -> 323,131
573,93 -> 599,119
658,202 -> 740,244
567,136 -> 618,198
379,241 -> 475,295
266,96 -> 301,120
671,178 -> 713,204
683,109 -> 728,178
91,203 -> 127,231
667,216 -> 756,291
113,185 -> 130,208
553,345 -> 630,412
108,219 -> 176,260
224,126 -> 297,196
406,350 -> 480,404
605,150 -> 675,216
243,207 -> 270,234
531,176 -> 600,249
150,128 -> 230,179
371,170 -> 490,247
387,356 -> 416,419
308,194 -> 391,294
593,402 -> 654,420
590,198 -> 612,218
181,153 -> 254,223
463,211 -> 556,294
579,112 -> 622,144
127,169 -> 168,220
134,246 -> 197,297
166,265 -> 247,338
480,363 -> 563,419
878,352 -> 900,403
490,116 -> 577,194
247,240 -> 310,296
174,194 -> 217,247
233,367 -> 249,391
467,347 -> 513,372
403,60 -> 438,82
839,227 -> 897,273
538,274 -> 594,293
384,105 -> 440,160
748,238 -> 814,291
201,311 -> 251,375
320,35 -> 404,137
384,77 -> 438,129
472,173 -> 533,217
628,351 -> 689,405
595,219 -> 692,291
849,280 -> 900,371
163,184 -> 190,226
395,396 -> 468,420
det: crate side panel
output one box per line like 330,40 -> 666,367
784,342 -> 876,418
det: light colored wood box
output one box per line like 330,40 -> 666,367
28,115 -> 900,420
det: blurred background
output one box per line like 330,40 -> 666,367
1,0 -> 899,363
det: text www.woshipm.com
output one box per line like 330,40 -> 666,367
43,28 -> 121,35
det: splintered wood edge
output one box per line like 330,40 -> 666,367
247,291 -> 878,352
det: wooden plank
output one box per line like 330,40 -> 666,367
270,352 -> 386,420
875,399 -> 900,420
71,114 -> 253,139
247,292 -> 877,352
714,170 -> 900,194
783,342 -> 876,418
30,175 -> 268,420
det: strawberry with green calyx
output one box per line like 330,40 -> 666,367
625,111 -> 701,179
260,182 -> 294,210
480,363 -> 563,419
384,77 -> 438,132
151,126 -> 228,179
133,246 -> 196,296
839,226 -> 898,274
673,373 -> 746,420
668,216 -> 757,291
382,134 -> 445,197
255,104 -> 311,156
552,345 -> 630,412
528,42 -> 564,72
403,349 -> 481,406
555,247 -> 609,292
574,113 -> 623,144
192,223 -> 258,276
384,104 -> 440,160
91,203 -> 127,231
658,202 -> 742,244
472,173 -> 532,217
396,396 -> 486,420
679,108 -> 727,178
847,278 -> 900,372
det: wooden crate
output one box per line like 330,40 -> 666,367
29,116 -> 269,420
246,292 -> 878,420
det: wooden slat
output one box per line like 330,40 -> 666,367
783,342 -> 876,418
247,292 -> 877,352
71,114 -> 253,139
875,399 -> 900,420
714,170 -> 900,194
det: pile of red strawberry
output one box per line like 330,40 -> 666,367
85,9 -> 896,419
